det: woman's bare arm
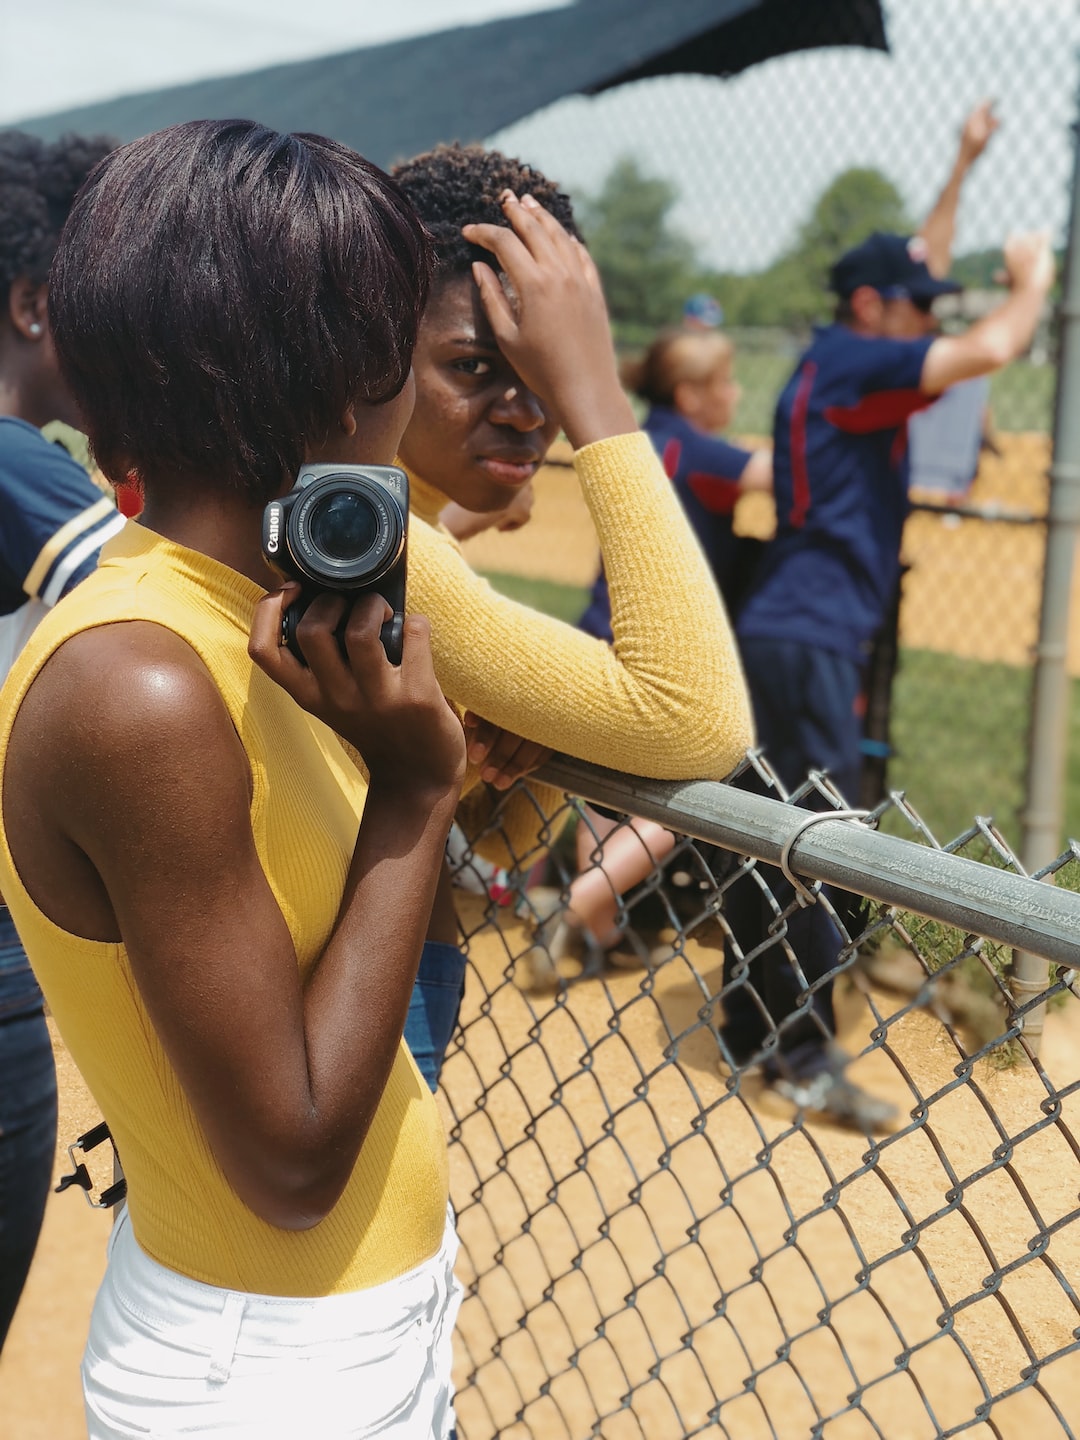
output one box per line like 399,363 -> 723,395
4,592 -> 464,1230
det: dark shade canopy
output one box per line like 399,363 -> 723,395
15,0 -> 886,167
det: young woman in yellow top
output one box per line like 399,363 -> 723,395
0,120 -> 473,1438
391,146 -> 755,1083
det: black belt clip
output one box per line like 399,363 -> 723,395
55,1120 -> 127,1209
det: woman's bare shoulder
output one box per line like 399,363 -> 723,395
6,619 -> 246,824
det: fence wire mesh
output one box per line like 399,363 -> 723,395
443,757 -> 1080,1439
484,0 -> 1080,844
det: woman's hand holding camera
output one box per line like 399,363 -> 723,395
462,193 -> 637,451
250,585 -> 466,801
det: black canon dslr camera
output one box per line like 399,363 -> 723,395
261,464 -> 408,665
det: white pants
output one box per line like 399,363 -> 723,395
82,1206 -> 461,1439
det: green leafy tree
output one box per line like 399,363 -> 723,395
706,167 -> 913,328
793,167 -> 911,295
579,157 -> 703,340
582,160 -> 913,334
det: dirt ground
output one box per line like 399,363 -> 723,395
5,906 -> 1079,1439
462,433 -> 1067,674
443,905 -> 1080,1440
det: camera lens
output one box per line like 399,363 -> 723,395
307,491 -> 379,562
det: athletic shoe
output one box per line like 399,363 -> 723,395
769,1069 -> 898,1132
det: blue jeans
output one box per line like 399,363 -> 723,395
0,909 -> 57,1351
404,942 -> 468,1093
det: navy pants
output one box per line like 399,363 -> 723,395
0,909 -> 57,1351
720,637 -> 863,1080
403,941 -> 469,1093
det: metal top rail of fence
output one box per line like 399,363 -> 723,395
442,755 -> 1080,1439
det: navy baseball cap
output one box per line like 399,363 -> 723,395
830,233 -> 963,303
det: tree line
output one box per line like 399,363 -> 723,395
580,156 -> 1007,341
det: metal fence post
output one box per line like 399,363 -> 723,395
1016,105 -> 1080,1052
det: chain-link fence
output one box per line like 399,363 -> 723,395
443,758 -> 1080,1438
486,0 -> 1080,847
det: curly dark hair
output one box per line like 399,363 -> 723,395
392,143 -> 580,283
0,130 -> 115,306
50,120 -> 431,502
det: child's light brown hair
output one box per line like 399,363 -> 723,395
621,330 -> 734,407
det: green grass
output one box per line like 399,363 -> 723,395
988,361 -> 1056,433
883,649 -> 1034,845
482,569 -> 1080,852
889,649 -> 1080,850
480,570 -> 591,624
727,351 -> 795,436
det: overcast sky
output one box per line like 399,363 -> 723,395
2,0 -> 1075,271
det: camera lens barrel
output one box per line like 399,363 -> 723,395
285,473 -> 404,588
262,464 -> 409,668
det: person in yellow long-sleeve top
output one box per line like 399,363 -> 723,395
391,145 -> 754,1086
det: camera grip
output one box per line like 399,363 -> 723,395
379,613 -> 404,666
282,596 -> 403,667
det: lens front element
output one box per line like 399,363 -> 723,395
288,471 -> 404,588
307,491 -> 379,562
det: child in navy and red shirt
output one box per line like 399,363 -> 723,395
569,329 -> 771,971
579,328 -> 771,641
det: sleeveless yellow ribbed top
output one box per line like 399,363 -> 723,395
0,521 -> 448,1296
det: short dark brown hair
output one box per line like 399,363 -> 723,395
392,143 -> 578,284
50,119 -> 432,502
0,130 -> 115,309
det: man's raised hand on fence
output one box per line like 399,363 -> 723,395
1001,229 -> 1056,296
921,230 -> 1053,396
920,99 -> 1000,278
958,99 -> 1000,169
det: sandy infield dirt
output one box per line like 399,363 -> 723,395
4,913 -> 1079,1439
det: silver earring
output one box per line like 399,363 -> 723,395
28,322 -> 42,336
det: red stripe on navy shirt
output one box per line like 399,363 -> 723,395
789,360 -> 816,529
687,472 -> 740,515
661,437 -> 682,478
824,388 -> 931,434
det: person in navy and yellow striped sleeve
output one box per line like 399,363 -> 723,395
0,128 -> 118,1351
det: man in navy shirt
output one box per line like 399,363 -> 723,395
725,220 -> 1053,1127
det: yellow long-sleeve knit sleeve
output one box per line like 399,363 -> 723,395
407,430 -> 754,782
